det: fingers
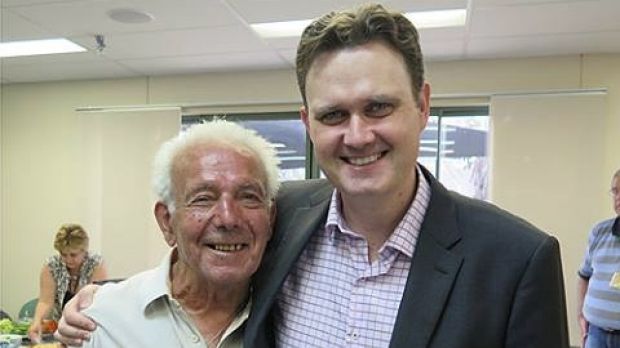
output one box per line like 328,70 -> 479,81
77,284 -> 99,310
55,315 -> 91,346
55,285 -> 99,346
54,327 -> 88,347
54,283 -> 100,346
28,330 -> 41,345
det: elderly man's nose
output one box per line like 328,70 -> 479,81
213,198 -> 240,228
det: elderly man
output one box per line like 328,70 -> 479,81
73,120 -> 279,347
577,169 -> 620,348
58,4 -> 568,348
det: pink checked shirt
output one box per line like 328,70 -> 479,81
275,167 -> 431,347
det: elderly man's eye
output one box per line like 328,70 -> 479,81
239,192 -> 266,207
189,195 -> 216,207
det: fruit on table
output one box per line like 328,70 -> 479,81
0,318 -> 30,335
0,319 -> 12,334
42,320 -> 57,333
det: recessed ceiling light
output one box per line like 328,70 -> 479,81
251,8 -> 467,38
0,38 -> 86,58
107,8 -> 154,24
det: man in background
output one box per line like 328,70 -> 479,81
577,169 -> 620,348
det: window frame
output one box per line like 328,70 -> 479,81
182,105 -> 490,189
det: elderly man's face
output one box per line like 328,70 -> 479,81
160,144 -> 274,287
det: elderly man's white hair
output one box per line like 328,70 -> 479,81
152,119 -> 281,210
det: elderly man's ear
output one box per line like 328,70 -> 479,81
155,201 -> 177,247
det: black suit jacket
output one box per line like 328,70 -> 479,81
245,167 -> 569,347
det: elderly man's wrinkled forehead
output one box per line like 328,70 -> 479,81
170,140 -> 266,186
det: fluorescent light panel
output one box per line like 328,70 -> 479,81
252,19 -> 312,39
252,9 -> 466,38
0,38 -> 86,58
405,9 -> 466,29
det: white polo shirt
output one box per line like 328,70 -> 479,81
82,248 -> 249,348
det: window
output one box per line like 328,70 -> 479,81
184,106 -> 490,199
419,107 -> 489,199
183,113 -> 307,181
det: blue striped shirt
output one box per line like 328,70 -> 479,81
578,217 -> 620,330
275,167 -> 431,347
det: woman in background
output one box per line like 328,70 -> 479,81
27,223 -> 107,342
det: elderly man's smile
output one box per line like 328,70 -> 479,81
206,243 -> 247,252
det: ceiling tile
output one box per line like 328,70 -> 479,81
1,58 -> 140,83
70,25 -> 269,59
1,0 -> 73,7
225,0 -> 465,24
9,0 -> 240,37
421,39 -> 466,61
0,49 -> 105,65
470,0 -> 620,37
2,0 -> 620,84
119,50 -> 291,75
466,31 -> 620,59
473,0 -> 581,6
1,8 -> 53,41
277,48 -> 296,66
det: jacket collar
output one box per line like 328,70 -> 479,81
389,166 -> 463,347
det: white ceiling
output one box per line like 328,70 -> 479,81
1,0 -> 619,84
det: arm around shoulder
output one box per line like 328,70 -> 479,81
54,284 -> 100,346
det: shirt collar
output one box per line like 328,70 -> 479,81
324,165 -> 431,258
139,247 -> 252,329
138,248 -> 176,314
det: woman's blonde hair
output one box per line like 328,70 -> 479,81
53,223 -> 89,253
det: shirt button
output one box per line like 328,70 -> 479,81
191,335 -> 200,343
346,330 -> 359,342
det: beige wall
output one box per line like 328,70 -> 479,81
0,78 -> 149,318
1,54 -> 619,346
428,55 -> 620,346
78,109 -> 181,277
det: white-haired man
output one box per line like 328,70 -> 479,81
69,120 -> 279,347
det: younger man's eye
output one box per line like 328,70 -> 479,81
317,110 -> 347,125
366,102 -> 393,117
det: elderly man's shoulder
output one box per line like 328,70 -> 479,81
84,267 -> 161,317
80,266 -> 179,347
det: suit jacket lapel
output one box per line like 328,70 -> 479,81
390,170 -> 464,348
249,182 -> 332,341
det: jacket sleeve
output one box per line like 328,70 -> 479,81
505,236 -> 569,348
